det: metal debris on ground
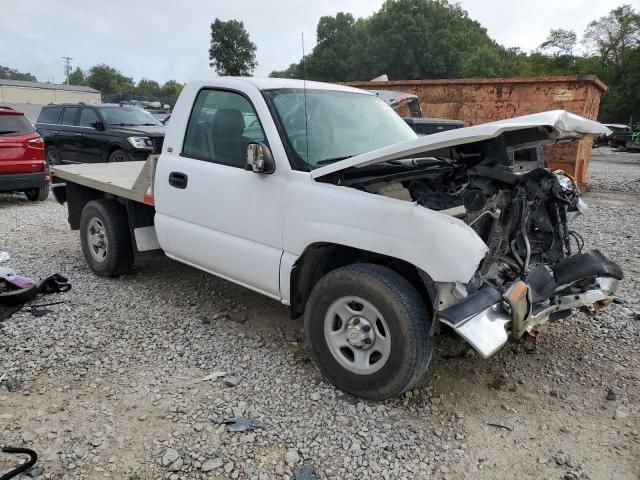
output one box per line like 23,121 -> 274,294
223,418 -> 265,432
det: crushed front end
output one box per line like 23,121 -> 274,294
434,149 -> 623,357
316,110 -> 621,357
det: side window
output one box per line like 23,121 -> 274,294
182,89 -> 266,168
60,107 -> 79,126
37,106 -> 62,124
79,108 -> 100,127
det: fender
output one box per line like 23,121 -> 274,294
282,173 -> 488,285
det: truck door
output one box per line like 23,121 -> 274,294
154,88 -> 286,299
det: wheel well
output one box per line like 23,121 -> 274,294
66,183 -> 104,229
289,243 -> 436,319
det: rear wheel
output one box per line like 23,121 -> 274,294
80,199 -> 134,276
45,146 -> 61,166
108,149 -> 131,163
25,186 -> 49,202
304,263 -> 433,400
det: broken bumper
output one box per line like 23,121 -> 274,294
438,250 -> 623,358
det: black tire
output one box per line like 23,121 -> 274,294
45,145 -> 61,166
25,186 -> 49,202
80,199 -> 134,277
108,149 -> 131,163
304,263 -> 433,401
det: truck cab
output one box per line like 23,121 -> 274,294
52,78 -> 622,401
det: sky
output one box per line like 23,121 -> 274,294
0,0 -> 630,85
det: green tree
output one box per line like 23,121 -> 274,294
540,29 -> 577,57
270,0 -> 503,81
305,13 -> 358,81
86,64 -> 134,94
269,62 -> 302,79
66,67 -> 85,85
136,78 -> 161,98
0,65 -> 37,81
208,19 -> 257,76
159,80 -> 184,99
584,4 -> 640,68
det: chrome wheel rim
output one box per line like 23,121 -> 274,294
324,296 -> 391,375
87,217 -> 108,262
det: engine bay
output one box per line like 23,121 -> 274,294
331,137 -> 585,291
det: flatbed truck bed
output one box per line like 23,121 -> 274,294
51,157 -> 157,206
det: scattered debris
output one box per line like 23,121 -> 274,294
0,446 -> 38,480
223,374 -> 240,387
607,388 -> 617,401
223,418 -> 265,432
486,422 -> 513,432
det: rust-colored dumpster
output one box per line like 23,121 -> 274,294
346,75 -> 607,184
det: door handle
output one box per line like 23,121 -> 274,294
168,171 -> 188,189
75,133 -> 83,136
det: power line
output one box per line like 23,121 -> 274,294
62,56 -> 73,84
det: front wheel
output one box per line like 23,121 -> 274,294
80,199 -> 134,276
108,149 -> 131,163
304,263 -> 433,401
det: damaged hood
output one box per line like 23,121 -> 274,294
311,110 -> 610,179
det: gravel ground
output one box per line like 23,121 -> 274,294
1,149 -> 639,480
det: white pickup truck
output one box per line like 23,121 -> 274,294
51,77 -> 623,400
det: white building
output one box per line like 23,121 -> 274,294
0,79 -> 101,122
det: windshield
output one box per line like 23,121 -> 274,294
264,88 -> 417,170
100,107 -> 163,126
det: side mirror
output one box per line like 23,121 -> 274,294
90,120 -> 105,131
246,142 -> 275,174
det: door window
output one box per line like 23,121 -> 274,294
182,90 -> 266,168
79,108 -> 100,127
60,107 -> 79,126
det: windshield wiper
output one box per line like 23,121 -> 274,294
0,130 -> 19,134
109,123 -> 137,126
130,123 -> 159,126
315,155 -> 353,165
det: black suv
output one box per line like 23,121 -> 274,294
36,103 -> 166,165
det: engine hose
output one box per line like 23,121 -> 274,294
520,199 -> 531,272
0,447 -> 38,480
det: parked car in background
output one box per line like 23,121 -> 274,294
594,123 -> 631,147
368,89 -> 464,135
0,106 -> 49,201
36,103 -> 166,165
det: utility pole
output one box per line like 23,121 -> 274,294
62,56 -> 73,84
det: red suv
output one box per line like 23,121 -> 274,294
0,106 -> 49,201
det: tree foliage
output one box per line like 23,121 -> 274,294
86,64 -> 135,94
0,65 -> 37,81
269,1 -> 640,122
208,19 -> 257,76
540,29 -> 577,57
66,67 -> 85,85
